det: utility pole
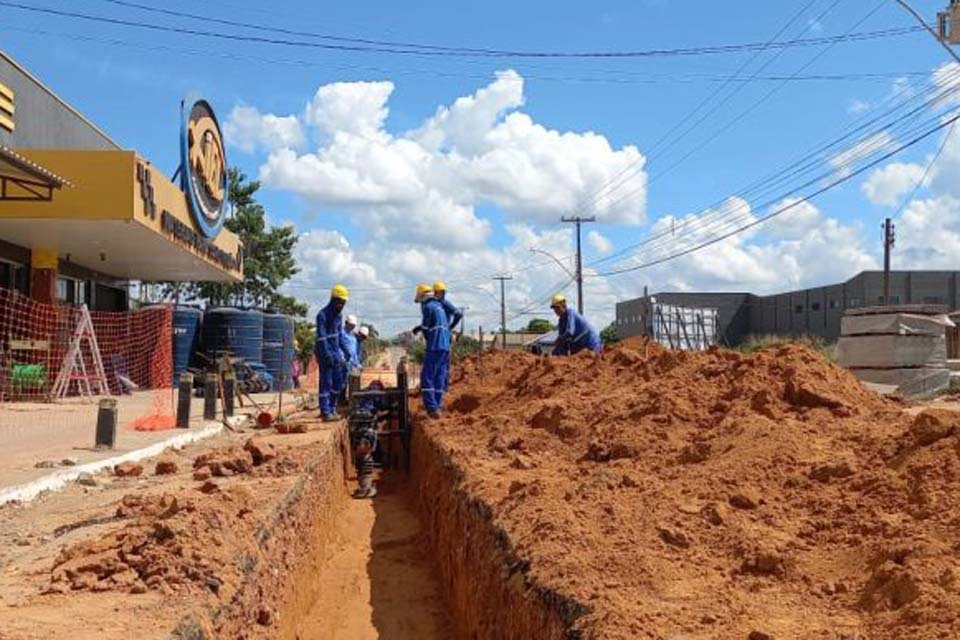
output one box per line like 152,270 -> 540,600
560,216 -> 595,314
895,0 -> 960,64
883,218 -> 896,305
492,276 -> 512,349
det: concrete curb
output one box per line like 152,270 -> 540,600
0,423 -> 225,505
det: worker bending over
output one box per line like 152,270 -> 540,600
336,314 -> 360,404
315,284 -> 349,421
433,281 -> 462,392
356,326 -> 370,366
415,284 -> 451,418
550,294 -> 602,356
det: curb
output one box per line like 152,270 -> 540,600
0,423 -> 225,505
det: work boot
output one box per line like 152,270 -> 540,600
322,413 -> 340,423
427,409 -> 442,419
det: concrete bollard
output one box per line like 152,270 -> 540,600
176,373 -> 193,429
95,398 -> 117,449
223,373 -> 236,418
203,373 -> 219,421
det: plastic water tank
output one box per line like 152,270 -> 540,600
202,308 -> 263,364
172,307 -> 203,384
262,313 -> 295,391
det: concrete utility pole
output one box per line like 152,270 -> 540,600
492,276 -> 512,349
883,218 -> 896,305
895,0 -> 960,64
560,216 -> 595,314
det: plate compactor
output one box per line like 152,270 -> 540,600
345,361 -> 413,499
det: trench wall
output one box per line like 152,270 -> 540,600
411,425 -> 587,640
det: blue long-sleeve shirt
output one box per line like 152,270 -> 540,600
439,297 -> 463,331
421,298 -> 451,352
314,302 -> 344,365
554,308 -> 601,355
341,331 -> 360,367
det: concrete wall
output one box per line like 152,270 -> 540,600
617,271 -> 960,346
0,52 -> 118,151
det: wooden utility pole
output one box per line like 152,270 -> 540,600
560,216 -> 595,314
492,276 -> 512,349
883,217 -> 896,305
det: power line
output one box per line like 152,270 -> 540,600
0,1 -> 924,59
587,111 -> 960,278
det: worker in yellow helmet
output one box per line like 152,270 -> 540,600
414,283 -> 451,418
550,294 -> 601,356
314,284 -> 349,421
433,281 -> 462,395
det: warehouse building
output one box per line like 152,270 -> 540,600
0,49 -> 242,311
616,270 -> 960,346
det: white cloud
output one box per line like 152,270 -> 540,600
862,162 -> 925,206
588,230 -> 613,256
231,69 -> 648,249
223,105 -> 304,153
829,131 -> 896,178
763,197 -> 823,239
847,99 -> 870,115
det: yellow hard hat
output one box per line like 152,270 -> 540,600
415,284 -> 433,302
433,281 -> 447,293
550,294 -> 567,307
331,284 -> 350,301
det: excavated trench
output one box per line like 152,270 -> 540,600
196,419 -> 580,640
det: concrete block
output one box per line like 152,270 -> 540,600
850,367 -> 950,399
841,313 -> 953,337
837,335 -> 946,368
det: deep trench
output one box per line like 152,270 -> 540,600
263,422 -> 580,640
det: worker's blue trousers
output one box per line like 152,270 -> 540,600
318,360 -> 337,417
421,350 -> 449,412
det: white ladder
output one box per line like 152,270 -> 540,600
52,304 -> 110,400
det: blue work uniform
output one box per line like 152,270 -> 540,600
419,298 -> 451,412
553,308 -> 602,356
314,302 -> 345,417
438,296 -> 462,391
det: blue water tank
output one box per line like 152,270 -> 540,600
172,307 -> 203,384
202,308 -> 263,364
262,313 -> 295,391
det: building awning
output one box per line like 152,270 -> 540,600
0,145 -> 70,201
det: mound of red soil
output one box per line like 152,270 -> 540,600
48,489 -> 256,596
428,341 -> 960,639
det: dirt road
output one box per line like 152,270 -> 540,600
295,479 -> 451,639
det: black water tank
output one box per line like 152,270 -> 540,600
202,308 -> 263,364
172,307 -> 203,384
262,313 -> 295,391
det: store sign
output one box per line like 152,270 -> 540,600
161,210 -> 242,273
180,99 -> 227,239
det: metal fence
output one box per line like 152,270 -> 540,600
648,303 -> 719,351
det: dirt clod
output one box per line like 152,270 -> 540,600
113,462 -> 143,477
155,460 -> 178,475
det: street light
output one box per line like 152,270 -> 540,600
528,248 -> 576,279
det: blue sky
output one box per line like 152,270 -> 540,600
4,1 -> 960,331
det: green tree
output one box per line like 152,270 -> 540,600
293,320 -> 316,368
600,323 -> 620,346
526,318 -> 554,334
171,168 -> 306,313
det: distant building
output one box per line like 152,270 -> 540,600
615,270 -> 960,346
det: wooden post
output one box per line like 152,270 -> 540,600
95,398 -> 117,449
203,373 -> 218,421
222,372 -> 235,418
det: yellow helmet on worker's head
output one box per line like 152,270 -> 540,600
550,294 -> 567,308
414,283 -> 434,302
331,284 -> 350,301
433,281 -> 447,293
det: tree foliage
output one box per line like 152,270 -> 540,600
600,322 -> 620,346
526,318 -> 555,334
171,168 -> 306,315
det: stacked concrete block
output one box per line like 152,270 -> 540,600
838,305 -> 954,398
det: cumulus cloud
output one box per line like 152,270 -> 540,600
588,230 -> 613,256
223,105 -> 304,153
862,162 -> 925,206
829,131 -> 896,178
228,69 -> 648,247
847,99 -> 870,115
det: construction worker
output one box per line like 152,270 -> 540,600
433,281 -> 462,393
315,284 -> 349,421
337,314 -> 360,404
356,326 -> 370,366
415,283 -> 450,418
550,294 -> 602,356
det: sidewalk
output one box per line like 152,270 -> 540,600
0,390 -> 280,498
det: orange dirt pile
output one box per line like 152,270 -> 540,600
428,341 -> 960,639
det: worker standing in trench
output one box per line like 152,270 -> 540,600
550,294 -> 602,356
338,314 -> 360,404
433,281 -> 462,394
315,284 -> 350,421
414,284 -> 451,418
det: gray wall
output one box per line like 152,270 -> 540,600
0,52 -> 118,150
617,271 -> 960,346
